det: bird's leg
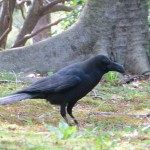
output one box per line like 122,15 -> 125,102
60,103 -> 71,126
67,102 -> 79,126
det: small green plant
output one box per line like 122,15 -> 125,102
0,71 -> 17,81
45,121 -> 77,140
103,71 -> 120,83
47,70 -> 53,76
59,0 -> 85,31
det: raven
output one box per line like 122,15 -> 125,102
0,55 -> 125,125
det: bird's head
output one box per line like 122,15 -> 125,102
94,55 -> 125,74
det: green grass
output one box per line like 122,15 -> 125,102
0,79 -> 150,149
103,71 -> 120,83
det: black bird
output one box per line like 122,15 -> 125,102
0,55 -> 125,125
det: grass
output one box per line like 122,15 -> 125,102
0,78 -> 150,149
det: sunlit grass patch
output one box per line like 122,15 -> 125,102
94,103 -> 118,112
88,115 -> 147,130
0,82 -> 27,97
80,97 -> 102,105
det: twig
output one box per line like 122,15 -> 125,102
20,5 -> 26,19
142,70 -> 150,75
43,4 -> 73,14
27,17 -> 65,37
0,27 -> 11,42
0,114 -> 4,118
17,112 -> 31,123
39,0 -> 67,15
12,70 -> 18,90
0,80 -> 25,84
89,112 -> 150,118
92,89 -> 97,97
122,74 -> 149,84
16,0 -> 30,6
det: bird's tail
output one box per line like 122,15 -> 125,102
0,93 -> 35,105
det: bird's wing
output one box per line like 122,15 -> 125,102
53,76 -> 81,92
17,74 -> 81,93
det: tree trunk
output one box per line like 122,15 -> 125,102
0,0 -> 149,74
32,0 -> 52,42
32,14 -> 51,43
0,0 -> 16,49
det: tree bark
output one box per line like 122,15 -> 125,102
32,14 -> 51,43
32,0 -> 51,44
0,0 -> 16,49
0,0 -> 149,74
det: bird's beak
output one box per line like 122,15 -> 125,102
107,62 -> 125,74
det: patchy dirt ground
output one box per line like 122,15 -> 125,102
0,75 -> 150,150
